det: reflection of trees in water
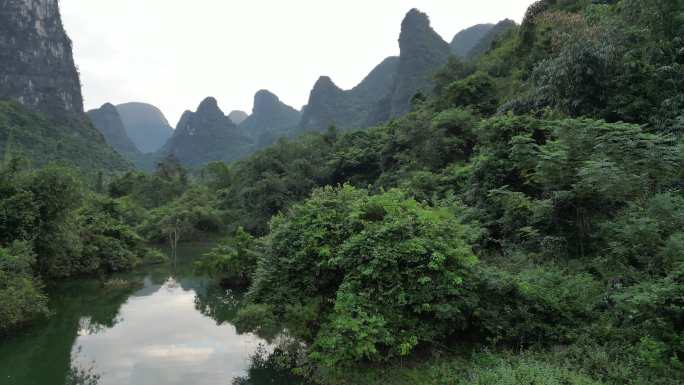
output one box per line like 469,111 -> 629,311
64,365 -> 100,385
0,276 -> 142,385
195,282 -> 310,385
194,284 -> 244,325
77,316 -> 114,336
193,282 -> 284,341
64,347 -> 100,385
231,344 -> 308,385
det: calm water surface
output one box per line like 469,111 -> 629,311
0,244 -> 298,385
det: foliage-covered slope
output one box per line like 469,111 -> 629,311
0,101 -> 131,172
465,18 -> 517,60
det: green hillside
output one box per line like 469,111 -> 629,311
0,101 -> 131,173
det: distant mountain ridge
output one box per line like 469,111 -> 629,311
116,102 -> 174,154
450,24 -> 495,58
300,9 -> 450,132
160,97 -> 252,167
390,9 -> 452,117
129,9 -> 518,169
466,19 -> 517,60
229,110 -> 249,125
240,90 -> 301,149
299,57 -> 399,132
87,103 -> 141,158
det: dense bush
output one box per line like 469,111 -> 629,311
0,242 -> 49,333
196,227 -> 260,286
138,185 -> 224,244
3,1 -> 684,384
473,265 -> 603,346
444,72 -> 499,115
211,134 -> 333,235
78,196 -> 149,273
239,185 -> 479,366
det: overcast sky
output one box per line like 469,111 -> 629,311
60,1 -> 534,126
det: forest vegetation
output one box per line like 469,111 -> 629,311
1,0 -> 683,384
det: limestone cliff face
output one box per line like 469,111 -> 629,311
0,0 -> 84,115
299,9 -> 449,132
389,9 -> 450,117
299,57 -> 399,132
299,77 -> 347,131
0,0 -> 129,171
87,103 -> 140,158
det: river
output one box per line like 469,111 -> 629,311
0,243 -> 303,385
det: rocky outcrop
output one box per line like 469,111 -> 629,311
0,0 -> 83,116
299,77 -> 348,131
0,0 -> 129,172
299,55 -> 400,132
228,110 -> 248,125
300,9 -> 449,132
116,102 -> 174,154
239,90 -> 301,148
389,9 -> 451,117
450,24 -> 495,58
160,97 -> 252,167
87,103 -> 140,158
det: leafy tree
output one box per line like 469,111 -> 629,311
196,227 -> 261,286
78,196 -> 148,273
27,165 -> 85,277
531,39 -> 615,118
213,134 -> 333,234
445,71 -> 499,115
609,263 -> 684,374
601,193 -> 684,273
138,185 -> 224,244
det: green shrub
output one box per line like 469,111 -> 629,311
446,72 -> 499,115
474,265 -> 603,345
196,227 -> 260,285
0,243 -> 49,333
244,185 -> 479,366
464,354 -> 603,385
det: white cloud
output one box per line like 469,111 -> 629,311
60,0 -> 535,125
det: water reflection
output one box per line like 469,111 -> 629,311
70,276 -> 264,385
195,285 -> 244,326
232,345 -> 308,385
0,243 -> 297,385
